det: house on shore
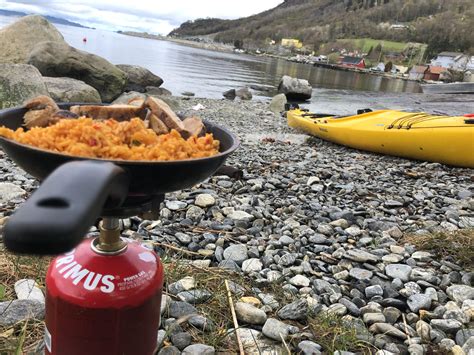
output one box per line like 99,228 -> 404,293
408,65 -> 428,80
424,66 -> 448,81
430,52 -> 469,70
339,56 -> 365,68
281,38 -> 303,49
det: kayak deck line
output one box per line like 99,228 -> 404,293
298,111 -> 469,129
387,113 -> 461,129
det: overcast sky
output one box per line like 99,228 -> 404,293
0,0 -> 284,34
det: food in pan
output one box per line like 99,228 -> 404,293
0,117 -> 219,161
0,96 -> 220,161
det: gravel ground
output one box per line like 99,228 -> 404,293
0,97 -> 473,354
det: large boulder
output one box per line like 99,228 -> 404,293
27,41 -> 127,102
116,64 -> 163,92
0,15 -> 64,64
222,87 -> 252,100
0,64 -> 49,109
236,87 -> 252,100
278,75 -> 312,101
43,77 -> 101,103
146,86 -> 172,96
223,89 -> 236,100
269,93 -> 287,114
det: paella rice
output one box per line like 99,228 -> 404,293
0,117 -> 220,161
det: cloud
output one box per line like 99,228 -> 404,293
0,0 -> 284,34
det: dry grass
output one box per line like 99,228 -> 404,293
0,245 -> 50,354
307,312 -> 374,354
161,253 -> 253,352
402,229 -> 474,269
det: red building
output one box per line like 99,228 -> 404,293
339,56 -> 366,68
424,66 -> 447,81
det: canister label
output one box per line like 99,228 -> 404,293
55,252 -> 115,294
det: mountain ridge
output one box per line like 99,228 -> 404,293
169,0 -> 474,57
0,9 -> 90,29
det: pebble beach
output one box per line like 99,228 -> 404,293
1,97 -> 473,354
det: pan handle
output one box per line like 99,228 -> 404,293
4,161 -> 129,255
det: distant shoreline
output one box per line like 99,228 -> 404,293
116,32 -> 421,84
117,31 -> 234,54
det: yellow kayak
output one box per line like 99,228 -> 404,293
287,109 -> 474,168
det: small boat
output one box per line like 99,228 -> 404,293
287,108 -> 474,168
421,82 -> 474,94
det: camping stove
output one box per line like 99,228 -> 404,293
0,103 -> 239,354
44,196 -> 165,355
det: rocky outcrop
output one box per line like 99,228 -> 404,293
0,64 -> 49,109
27,41 -> 127,102
278,75 -> 312,101
223,87 -> 252,100
43,77 -> 101,103
116,64 -> 163,92
0,15 -> 64,64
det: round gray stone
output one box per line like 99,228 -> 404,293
407,294 -> 432,313
289,275 -> 310,287
385,264 -> 412,282
166,301 -> 197,319
462,336 -> 474,355
0,299 -> 45,326
365,285 -> 383,298
194,193 -> 216,208
297,340 -> 322,355
431,319 -> 463,334
447,285 -> 474,304
166,200 -> 187,210
182,344 -> 215,355
158,346 -> 180,355
186,205 -> 205,220
242,258 -> 263,273
177,289 -> 212,304
223,244 -> 248,265
277,299 -> 308,320
456,329 -> 474,346
349,268 -> 373,281
262,318 -> 290,341
170,332 -> 192,351
235,302 -> 267,325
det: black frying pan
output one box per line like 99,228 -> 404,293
0,103 -> 239,254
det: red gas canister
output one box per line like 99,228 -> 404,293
44,237 -> 164,355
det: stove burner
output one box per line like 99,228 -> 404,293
102,194 -> 164,218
